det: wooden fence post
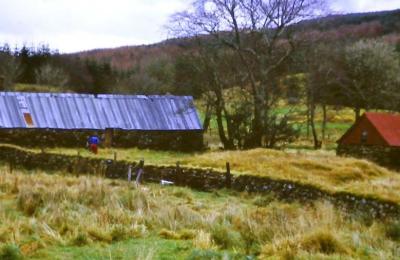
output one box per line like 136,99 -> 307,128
135,159 -> 144,187
176,161 -> 182,184
226,162 -> 231,188
104,159 -> 113,178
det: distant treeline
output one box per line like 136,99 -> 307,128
0,43 -> 196,96
0,44 -> 117,94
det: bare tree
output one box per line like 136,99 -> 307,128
195,45 -> 245,149
169,0 -> 326,148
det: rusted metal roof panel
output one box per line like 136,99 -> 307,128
0,92 -> 203,131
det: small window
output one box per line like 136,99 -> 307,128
23,113 -> 34,127
361,130 -> 368,143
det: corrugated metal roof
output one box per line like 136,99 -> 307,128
0,92 -> 203,131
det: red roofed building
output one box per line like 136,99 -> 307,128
337,112 -> 400,167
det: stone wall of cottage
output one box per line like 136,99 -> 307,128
337,144 -> 400,169
0,129 -> 204,151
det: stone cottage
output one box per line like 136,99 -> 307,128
0,92 -> 204,151
337,112 -> 400,167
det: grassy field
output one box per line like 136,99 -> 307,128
1,168 -> 399,259
12,144 -> 398,205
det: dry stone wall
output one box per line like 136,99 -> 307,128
0,145 -> 399,219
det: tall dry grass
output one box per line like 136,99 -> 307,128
0,168 -> 399,259
24,143 -> 400,203
181,148 -> 400,203
4,143 -> 400,204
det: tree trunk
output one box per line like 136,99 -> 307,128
306,101 -> 311,138
247,96 -> 264,148
310,104 -> 321,149
202,103 -> 212,132
215,98 -> 234,150
321,104 -> 327,142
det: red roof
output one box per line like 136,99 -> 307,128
364,112 -> 400,147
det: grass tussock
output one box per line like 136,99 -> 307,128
261,230 -> 351,258
0,168 -> 399,258
300,230 -> 350,254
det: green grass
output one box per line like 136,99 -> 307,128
0,168 -> 399,259
50,146 -> 193,165
32,237 -> 192,260
13,84 -> 69,93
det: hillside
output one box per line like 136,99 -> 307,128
72,42 -> 183,71
70,9 -> 400,70
297,8 -> 400,32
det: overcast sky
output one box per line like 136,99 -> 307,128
0,0 -> 399,53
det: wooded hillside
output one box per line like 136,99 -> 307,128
72,9 -> 400,71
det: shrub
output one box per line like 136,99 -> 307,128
0,244 -> 23,260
